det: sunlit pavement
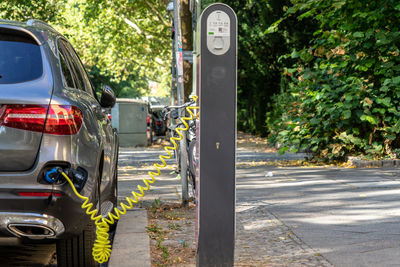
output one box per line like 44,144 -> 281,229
117,146 -> 308,203
237,166 -> 400,266
119,146 -> 400,266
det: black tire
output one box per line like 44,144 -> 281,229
108,150 -> 119,232
111,145 -> 119,207
173,139 -> 181,173
188,139 -> 197,185
113,169 -> 118,206
56,219 -> 98,267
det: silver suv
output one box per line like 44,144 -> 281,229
0,19 -> 119,266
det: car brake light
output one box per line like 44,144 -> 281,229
0,104 -> 83,135
156,120 -> 162,126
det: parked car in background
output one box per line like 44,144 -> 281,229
143,97 -> 170,138
0,19 -> 118,267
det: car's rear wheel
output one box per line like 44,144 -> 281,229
112,145 -> 119,207
56,219 -> 98,267
57,172 -> 101,267
108,154 -> 119,232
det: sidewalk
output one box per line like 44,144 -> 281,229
109,208 -> 150,267
109,147 -> 181,266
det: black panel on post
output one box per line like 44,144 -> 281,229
197,3 -> 237,267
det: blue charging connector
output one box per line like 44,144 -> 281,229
44,167 -> 62,184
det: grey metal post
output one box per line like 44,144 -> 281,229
173,0 -> 189,205
171,31 -> 177,112
197,3 -> 237,266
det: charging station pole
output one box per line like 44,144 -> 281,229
197,3 -> 237,266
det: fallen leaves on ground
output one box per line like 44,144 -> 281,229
147,203 -> 196,267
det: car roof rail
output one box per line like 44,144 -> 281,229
26,19 -> 56,31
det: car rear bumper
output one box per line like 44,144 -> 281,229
0,186 -> 94,240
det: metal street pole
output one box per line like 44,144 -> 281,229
167,1 -> 177,108
170,23 -> 177,126
171,39 -> 176,107
173,0 -> 189,206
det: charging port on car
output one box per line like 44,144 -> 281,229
40,164 -> 88,193
39,162 -> 71,185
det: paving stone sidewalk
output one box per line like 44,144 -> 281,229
235,204 -> 332,266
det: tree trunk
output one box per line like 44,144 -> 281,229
181,0 -> 193,101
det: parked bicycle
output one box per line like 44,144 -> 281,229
162,99 -> 198,198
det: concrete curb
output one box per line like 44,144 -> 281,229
349,158 -> 400,168
108,208 -> 150,267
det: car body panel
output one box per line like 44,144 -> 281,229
0,20 -> 119,240
0,34 -> 53,171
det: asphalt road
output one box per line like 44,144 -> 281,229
237,166 -> 400,266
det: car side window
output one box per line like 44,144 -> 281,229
63,41 -> 96,98
75,53 -> 97,99
59,40 -> 85,91
58,44 -> 75,88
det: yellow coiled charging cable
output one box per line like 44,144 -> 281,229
61,96 -> 199,263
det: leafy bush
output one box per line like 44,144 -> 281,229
268,0 -> 400,160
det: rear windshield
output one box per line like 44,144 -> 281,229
0,28 -> 43,84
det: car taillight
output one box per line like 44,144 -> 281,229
0,104 -> 47,132
45,105 -> 83,135
0,104 -> 83,135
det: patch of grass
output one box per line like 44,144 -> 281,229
163,210 -> 186,220
160,245 -> 169,260
151,198 -> 161,214
146,223 -> 163,235
182,240 -> 188,248
147,222 -> 171,264
168,223 -> 182,231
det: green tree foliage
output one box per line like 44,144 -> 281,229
268,0 -> 400,160
202,0 -> 316,135
0,0 -> 63,22
1,0 -> 172,97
